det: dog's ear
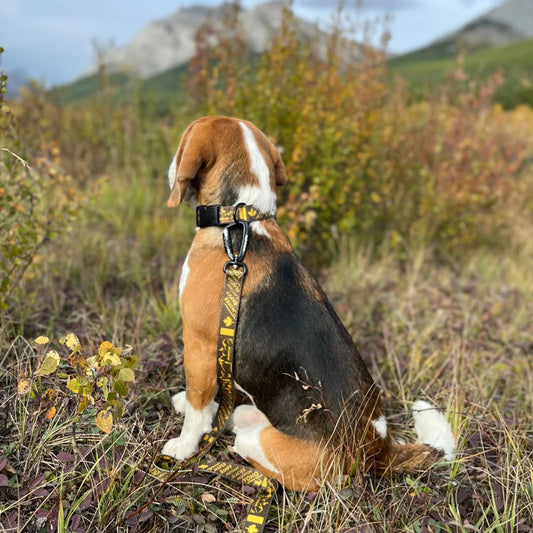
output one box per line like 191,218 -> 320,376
167,126 -> 203,208
273,147 -> 287,188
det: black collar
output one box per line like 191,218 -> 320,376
196,204 -> 273,228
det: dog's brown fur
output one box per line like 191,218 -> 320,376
163,116 -> 454,491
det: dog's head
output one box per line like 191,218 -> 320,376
167,116 -> 287,214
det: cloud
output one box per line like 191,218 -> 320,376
296,0 -> 420,10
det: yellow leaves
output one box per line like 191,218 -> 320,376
101,353 -> 121,367
26,334 -> 136,433
86,356 -> 98,369
63,333 -> 80,351
117,368 -> 135,383
98,341 -> 114,356
18,378 -> 32,395
43,389 -> 55,401
292,146 -> 305,163
95,409 -> 113,434
98,341 -> 122,366
39,350 -> 60,376
77,396 -> 88,415
67,377 -> 83,394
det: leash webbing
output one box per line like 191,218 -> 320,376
150,204 -> 277,532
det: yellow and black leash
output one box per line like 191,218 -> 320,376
150,204 -> 277,533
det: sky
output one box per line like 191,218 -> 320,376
0,0 -> 504,87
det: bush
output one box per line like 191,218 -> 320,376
187,7 -> 528,264
0,52 -> 83,311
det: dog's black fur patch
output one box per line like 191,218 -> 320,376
235,248 -> 379,444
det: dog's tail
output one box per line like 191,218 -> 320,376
373,400 -> 455,474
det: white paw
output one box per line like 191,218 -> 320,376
171,391 -> 187,415
161,436 -> 198,461
231,405 -> 268,434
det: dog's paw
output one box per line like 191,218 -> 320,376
161,436 -> 198,461
171,391 -> 187,415
231,405 -> 268,434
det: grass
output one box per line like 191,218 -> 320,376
1,222 -> 532,530
2,44 -> 533,529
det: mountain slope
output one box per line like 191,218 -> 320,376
393,0 -> 533,64
389,38 -> 533,108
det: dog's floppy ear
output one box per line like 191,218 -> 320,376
273,147 -> 287,188
167,126 -> 203,208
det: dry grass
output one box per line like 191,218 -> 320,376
1,233 -> 532,531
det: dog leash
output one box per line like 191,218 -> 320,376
150,203 -> 277,533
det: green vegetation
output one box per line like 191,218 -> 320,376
50,62 -> 191,115
389,39 -> 533,108
1,9 -> 532,532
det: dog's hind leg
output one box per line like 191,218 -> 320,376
231,405 -> 331,491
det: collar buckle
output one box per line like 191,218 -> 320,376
196,205 -> 220,227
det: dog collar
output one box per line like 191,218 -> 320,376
196,204 -> 273,228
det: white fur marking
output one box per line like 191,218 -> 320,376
231,404 -> 266,433
372,415 -> 388,439
179,251 -> 191,305
172,391 -> 187,415
235,185 -> 276,216
168,155 -> 177,190
412,400 -> 455,460
239,122 -> 277,214
250,221 -> 271,239
162,397 -> 217,460
232,406 -> 280,474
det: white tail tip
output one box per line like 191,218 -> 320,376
412,400 -> 455,460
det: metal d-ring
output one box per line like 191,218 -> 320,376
233,202 -> 247,223
223,260 -> 248,275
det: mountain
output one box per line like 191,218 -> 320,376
392,0 -> 533,66
387,0 -> 533,109
81,1 -> 352,80
52,0 -> 366,107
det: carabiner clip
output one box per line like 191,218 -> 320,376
222,219 -> 250,262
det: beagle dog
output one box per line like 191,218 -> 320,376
162,116 -> 455,491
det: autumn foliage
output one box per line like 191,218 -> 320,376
188,5 -> 529,262
21,334 -> 138,434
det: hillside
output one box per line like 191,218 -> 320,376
395,0 -> 533,64
50,62 -> 190,110
389,38 -> 533,108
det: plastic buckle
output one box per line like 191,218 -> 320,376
196,205 -> 220,227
